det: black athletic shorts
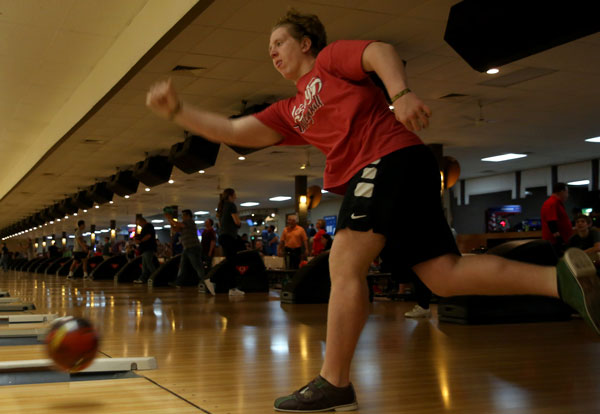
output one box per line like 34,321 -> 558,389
337,145 -> 460,268
73,251 -> 87,261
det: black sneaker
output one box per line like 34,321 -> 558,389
557,248 -> 600,334
274,375 -> 358,412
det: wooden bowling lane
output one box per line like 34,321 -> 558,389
2,271 -> 600,413
0,344 -> 46,360
0,378 -> 203,413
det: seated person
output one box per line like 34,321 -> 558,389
567,214 -> 600,254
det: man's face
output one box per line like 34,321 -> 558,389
182,212 -> 192,221
269,26 -> 308,81
287,217 -> 296,227
558,188 -> 569,202
575,218 -> 591,232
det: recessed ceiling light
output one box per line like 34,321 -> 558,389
568,180 -> 590,186
83,209 -> 87,213
124,195 -> 130,199
109,200 -> 114,204
486,68 -> 500,74
269,196 -> 292,202
145,188 -> 150,192
73,213 -> 78,216
271,213 -> 276,217
585,136 -> 600,143
481,153 -> 527,162
240,202 -> 260,207
168,179 -> 174,184
238,156 -> 246,161
94,205 -> 99,208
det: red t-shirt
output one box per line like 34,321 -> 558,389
312,228 -> 327,256
540,194 -> 573,243
254,40 -> 423,194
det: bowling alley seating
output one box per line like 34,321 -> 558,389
206,249 -> 268,293
90,254 -> 128,280
114,255 -> 160,283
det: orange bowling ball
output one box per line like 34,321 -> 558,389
45,316 -> 99,372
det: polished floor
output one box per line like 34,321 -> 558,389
0,270 -> 599,413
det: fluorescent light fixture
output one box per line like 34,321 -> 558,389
127,224 -> 136,228
568,180 -> 590,186
164,225 -> 171,229
194,211 -> 209,215
240,202 -> 260,207
47,236 -> 52,240
585,136 -> 600,143
151,220 -> 164,223
486,68 -> 500,74
238,156 -> 246,161
481,153 -> 527,162
269,196 -> 292,202
321,189 -> 329,194
68,235 -> 75,239
195,220 -> 205,224
154,226 -> 163,230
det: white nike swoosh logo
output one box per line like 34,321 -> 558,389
351,213 -> 367,219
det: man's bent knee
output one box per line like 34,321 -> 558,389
412,254 -> 461,297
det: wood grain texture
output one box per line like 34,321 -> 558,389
0,270 -> 599,413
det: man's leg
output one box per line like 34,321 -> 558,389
414,250 -> 600,334
82,258 -> 89,278
68,258 -> 79,279
274,228 -> 385,412
320,228 -> 386,386
412,253 -> 557,297
139,251 -> 154,282
174,250 -> 189,286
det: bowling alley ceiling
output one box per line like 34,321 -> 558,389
1,0 -> 600,236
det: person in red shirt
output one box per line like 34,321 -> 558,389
311,219 -> 327,256
541,182 -> 573,255
146,9 -> 600,413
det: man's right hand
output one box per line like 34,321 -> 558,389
146,78 -> 181,120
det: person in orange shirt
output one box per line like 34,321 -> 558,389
280,215 -> 309,269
